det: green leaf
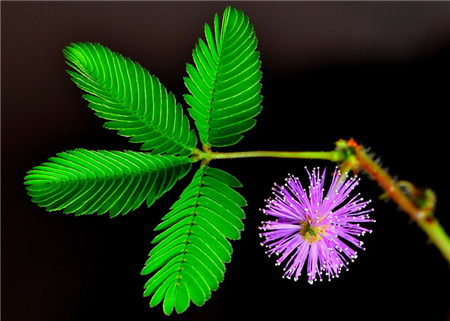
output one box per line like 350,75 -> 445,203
24,149 -> 192,217
184,6 -> 263,148
64,42 -> 198,156
142,166 -> 246,315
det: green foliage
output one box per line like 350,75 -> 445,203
142,166 -> 246,315
184,6 -> 263,148
25,150 -> 192,217
64,42 -> 198,156
25,6 -> 262,315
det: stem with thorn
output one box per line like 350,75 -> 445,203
337,139 -> 450,262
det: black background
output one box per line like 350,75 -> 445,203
3,2 -> 450,321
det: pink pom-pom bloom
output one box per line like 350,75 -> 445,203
260,167 -> 374,283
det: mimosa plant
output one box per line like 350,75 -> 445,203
24,6 -> 449,315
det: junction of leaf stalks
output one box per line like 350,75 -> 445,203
192,146 -> 214,166
299,221 -> 326,243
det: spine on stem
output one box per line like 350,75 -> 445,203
337,139 -> 450,262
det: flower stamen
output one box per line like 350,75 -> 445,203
260,167 -> 374,284
299,221 -> 326,243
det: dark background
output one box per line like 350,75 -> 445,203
3,2 -> 450,321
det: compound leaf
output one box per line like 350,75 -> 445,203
24,149 -> 192,217
184,6 -> 263,148
142,165 -> 246,315
64,42 -> 198,156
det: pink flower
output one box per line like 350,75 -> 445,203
260,167 -> 374,283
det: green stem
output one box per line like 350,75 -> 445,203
206,150 -> 344,162
417,218 -> 450,262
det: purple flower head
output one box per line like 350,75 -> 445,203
260,167 -> 374,284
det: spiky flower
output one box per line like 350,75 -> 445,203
260,167 -> 374,283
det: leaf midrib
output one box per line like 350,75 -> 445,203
203,21 -> 227,147
39,154 -> 179,186
172,168 -> 205,285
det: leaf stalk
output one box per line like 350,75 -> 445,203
201,150 -> 344,162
